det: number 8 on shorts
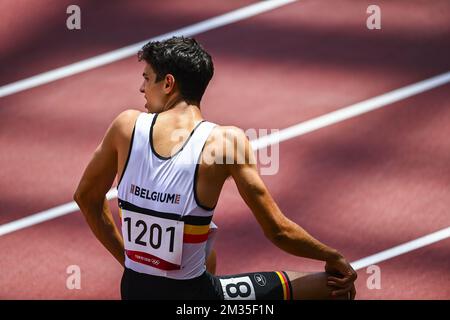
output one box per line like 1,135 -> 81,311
219,276 -> 256,300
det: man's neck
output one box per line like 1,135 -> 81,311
161,98 -> 203,120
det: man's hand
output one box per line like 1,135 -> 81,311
325,255 -> 357,299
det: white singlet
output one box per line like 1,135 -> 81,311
117,112 -> 217,280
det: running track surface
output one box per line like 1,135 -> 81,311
0,0 -> 449,299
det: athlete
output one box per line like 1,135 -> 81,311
74,36 -> 357,300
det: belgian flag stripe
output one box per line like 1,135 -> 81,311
275,271 -> 290,300
184,224 -> 210,235
183,233 -> 209,243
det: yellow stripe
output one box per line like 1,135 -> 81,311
184,224 -> 210,235
275,271 -> 287,300
118,207 -> 122,220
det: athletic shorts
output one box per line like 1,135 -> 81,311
121,268 -> 293,300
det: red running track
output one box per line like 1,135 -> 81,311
0,0 -> 449,299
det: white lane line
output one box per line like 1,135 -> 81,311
252,71 -> 450,150
351,226 -> 450,270
0,0 -> 297,98
0,71 -> 449,236
0,189 -> 118,236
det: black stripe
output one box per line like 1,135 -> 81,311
118,199 -> 212,226
117,124 -> 136,188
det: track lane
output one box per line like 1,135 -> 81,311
0,0 -> 256,85
1,83 -> 448,298
1,0 -> 449,299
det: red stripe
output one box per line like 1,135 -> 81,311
183,233 -> 208,243
125,250 -> 180,270
279,271 -> 291,300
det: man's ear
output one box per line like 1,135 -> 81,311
163,74 -> 176,93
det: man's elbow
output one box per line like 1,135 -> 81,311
73,190 -> 97,221
263,222 -> 288,244
73,189 -> 84,207
262,216 -> 292,244
266,229 -> 287,244
73,187 -> 89,209
74,185 -> 106,214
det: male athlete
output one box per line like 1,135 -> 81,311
74,37 -> 357,300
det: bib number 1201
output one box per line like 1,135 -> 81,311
121,209 -> 184,268
124,217 -> 175,252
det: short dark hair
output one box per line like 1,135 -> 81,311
138,36 -> 214,104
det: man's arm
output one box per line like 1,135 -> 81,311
73,112 -> 135,266
225,127 -> 356,281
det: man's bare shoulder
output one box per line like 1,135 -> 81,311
112,109 -> 141,130
108,109 -> 141,140
209,125 -> 248,142
206,125 -> 253,166
207,125 -> 250,151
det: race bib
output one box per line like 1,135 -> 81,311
121,209 -> 184,270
